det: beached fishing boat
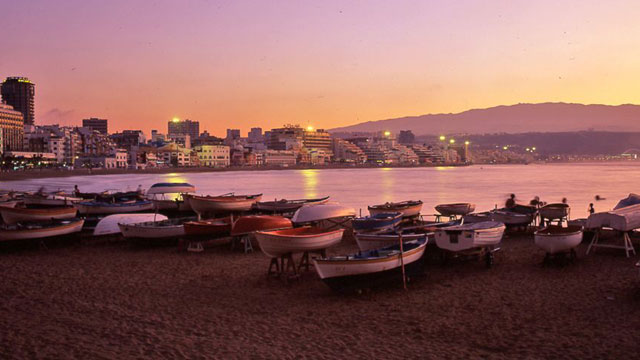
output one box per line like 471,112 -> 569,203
231,215 -> 292,236
184,217 -> 232,236
352,212 -> 403,233
75,189 -> 144,202
510,204 -> 538,215
93,213 -> 168,236
255,226 -> 344,258
23,193 -> 82,207
435,203 -> 476,217
291,203 -> 356,224
75,200 -> 154,215
355,220 -> 458,251
0,200 -> 18,208
118,218 -> 187,239
0,206 -> 77,224
254,196 -> 330,213
539,203 -> 570,221
313,237 -> 427,292
368,200 -> 423,218
490,209 -> 534,226
462,212 -> 492,224
434,221 -> 505,252
147,182 -> 196,212
534,225 -> 583,255
614,193 -> 640,210
0,219 -> 84,242
187,193 -> 263,215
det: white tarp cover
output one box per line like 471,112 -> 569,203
586,203 -> 640,231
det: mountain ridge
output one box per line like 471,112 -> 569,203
329,102 -> 640,135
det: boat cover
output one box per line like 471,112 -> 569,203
613,193 -> 640,210
586,203 -> 640,231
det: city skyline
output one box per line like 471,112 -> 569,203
4,1 -> 640,136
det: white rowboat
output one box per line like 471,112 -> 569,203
93,213 -> 169,236
534,225 -> 583,255
0,219 -> 84,242
118,219 -> 186,239
291,203 -> 356,224
435,203 -> 476,217
434,221 -> 505,252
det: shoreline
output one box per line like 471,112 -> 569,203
0,159 -> 635,181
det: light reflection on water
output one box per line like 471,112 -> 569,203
4,163 -> 640,219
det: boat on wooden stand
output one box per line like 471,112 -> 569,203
539,203 -> 570,224
434,221 -> 505,267
0,206 -> 77,224
93,213 -> 169,236
118,218 -> 189,241
435,203 -> 476,217
230,215 -> 293,253
0,219 -> 84,242
313,237 -> 427,293
187,193 -> 262,217
184,217 -> 232,237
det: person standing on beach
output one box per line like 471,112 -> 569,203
506,194 -> 516,208
588,203 -> 595,215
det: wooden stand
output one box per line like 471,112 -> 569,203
230,235 -> 253,253
586,229 -> 636,258
267,253 -> 299,282
298,249 -> 326,272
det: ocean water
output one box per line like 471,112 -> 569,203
3,163 -> 639,219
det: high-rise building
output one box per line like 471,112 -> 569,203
82,118 -> 108,134
168,118 -> 199,140
0,102 -> 24,152
398,130 -> 415,144
248,127 -> 263,143
1,77 -> 35,125
226,129 -> 241,140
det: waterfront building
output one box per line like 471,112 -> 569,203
168,119 -> 199,140
409,144 -> 445,163
226,129 -> 241,141
110,130 -> 146,150
267,126 -> 304,150
156,143 -> 193,167
151,130 -> 166,143
76,127 -> 115,156
167,133 -> 191,148
3,151 -> 57,168
0,102 -> 24,153
260,149 -> 297,166
332,138 -> 367,163
82,118 -> 108,134
248,127 -> 263,143
1,77 -> 35,125
194,144 -> 230,167
193,133 -> 224,147
25,125 -> 81,165
74,155 -> 117,169
389,144 -> 419,164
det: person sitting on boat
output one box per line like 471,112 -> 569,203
505,194 -> 516,209
74,185 -> 80,196
529,196 -> 541,208
562,197 -> 568,204
588,203 -> 595,215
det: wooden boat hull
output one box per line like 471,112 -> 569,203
254,196 -> 330,212
313,239 -> 427,292
188,194 -> 262,214
435,203 -> 476,217
118,221 -> 185,239
356,233 -> 428,251
352,213 -> 403,233
0,219 -> 84,242
368,201 -> 423,218
490,210 -> 533,226
255,227 -> 344,257
231,215 -> 292,236
534,225 -> 583,254
24,195 -> 82,206
184,217 -> 232,236
151,199 -> 192,212
75,201 -> 154,215
463,212 -> 492,224
0,201 -> 18,208
434,222 -> 505,252
0,206 -> 77,224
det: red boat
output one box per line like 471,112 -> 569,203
231,215 -> 293,236
183,217 -> 232,236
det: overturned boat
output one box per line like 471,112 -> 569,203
368,200 -> 423,218
291,203 -> 356,224
313,237 -> 427,292
93,213 -> 168,236
539,203 -> 570,221
490,209 -> 534,226
352,212 -> 402,234
0,206 -> 77,224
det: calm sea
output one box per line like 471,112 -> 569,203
3,163 -> 638,219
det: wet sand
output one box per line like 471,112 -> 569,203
1,234 -> 639,359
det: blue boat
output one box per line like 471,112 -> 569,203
352,212 -> 403,233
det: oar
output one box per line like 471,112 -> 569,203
398,230 -> 407,290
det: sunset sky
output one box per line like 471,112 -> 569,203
3,0 -> 640,136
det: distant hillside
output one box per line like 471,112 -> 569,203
329,103 -> 640,135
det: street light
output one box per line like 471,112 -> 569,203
464,141 -> 470,145
384,131 -> 391,137
172,117 -> 180,123
307,125 -> 314,131
439,135 -> 446,141
449,139 -> 455,144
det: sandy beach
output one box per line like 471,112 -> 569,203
1,232 -> 639,359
